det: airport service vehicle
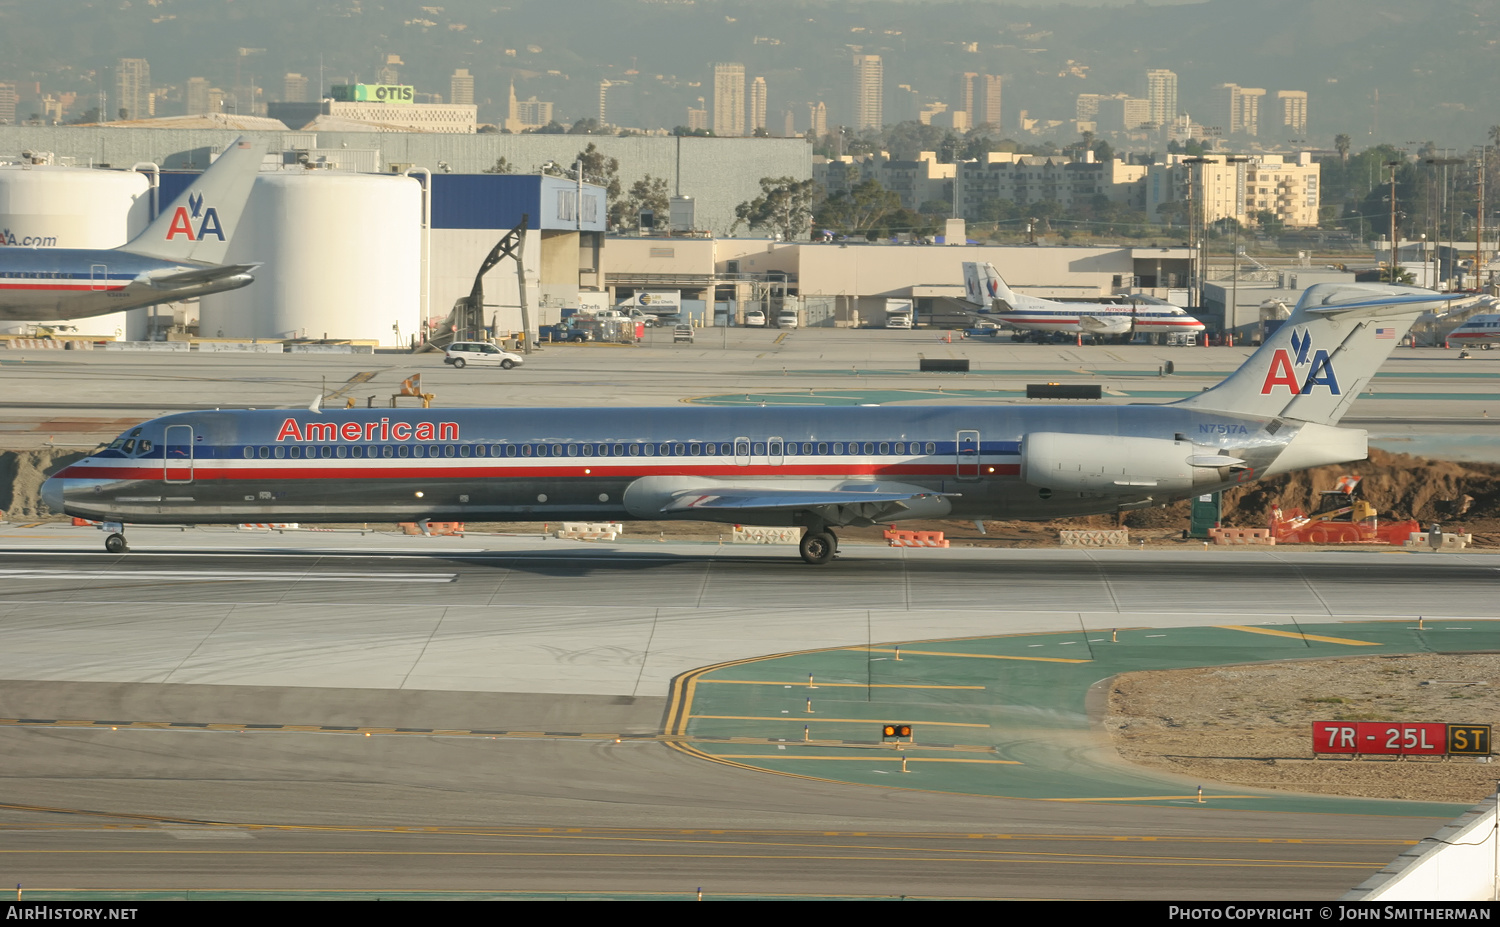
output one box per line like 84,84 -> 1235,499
0,136 -> 266,323
443,342 -> 523,369
885,297 -> 914,329
45,284 -> 1459,564
744,309 -> 767,327
961,262 -> 1204,338
1446,313 -> 1500,348
777,309 -> 799,329
539,317 -> 594,342
673,324 -> 694,343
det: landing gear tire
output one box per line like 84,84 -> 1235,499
799,529 -> 837,565
104,533 -> 128,554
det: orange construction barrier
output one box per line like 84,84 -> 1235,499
883,529 -> 949,548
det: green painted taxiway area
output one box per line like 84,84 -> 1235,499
668,620 -> 1496,817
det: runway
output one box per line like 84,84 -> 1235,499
4,335 -> 1498,898
0,528 -> 1486,899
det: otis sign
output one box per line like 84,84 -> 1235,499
1260,328 -> 1340,395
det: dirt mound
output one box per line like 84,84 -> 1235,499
1116,448 -> 1500,534
1106,653 -> 1500,804
0,449 -> 88,520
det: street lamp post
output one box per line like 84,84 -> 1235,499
1385,159 -> 1404,283
1425,156 -> 1463,289
1182,156 -> 1218,313
1223,155 -> 1251,334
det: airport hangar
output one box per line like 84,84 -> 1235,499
1,126 -> 1197,343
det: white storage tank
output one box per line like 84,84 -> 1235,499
0,164 -> 152,336
199,171 -> 421,345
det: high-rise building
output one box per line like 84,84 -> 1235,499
783,109 -> 796,138
713,63 -> 745,136
283,73 -> 309,103
450,69 -> 474,106
808,101 -> 827,138
1278,90 -> 1308,135
0,82 -> 17,124
1217,84 -> 1266,136
687,103 -> 709,133
114,58 -> 150,120
852,54 -> 883,131
377,55 -> 402,85
516,96 -> 553,128
750,76 -> 767,133
1145,68 -> 1177,128
598,79 -> 611,125
955,72 -> 977,125
186,77 -> 212,115
977,74 -> 1002,129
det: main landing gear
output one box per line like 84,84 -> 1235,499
798,528 -> 838,565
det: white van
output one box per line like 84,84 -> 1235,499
776,309 -> 799,329
886,314 -> 913,329
744,309 -> 767,327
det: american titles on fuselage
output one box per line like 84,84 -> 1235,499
275,417 -> 459,443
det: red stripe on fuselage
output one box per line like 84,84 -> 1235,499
0,282 -> 127,292
60,461 -> 1023,481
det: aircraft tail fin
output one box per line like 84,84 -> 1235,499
960,262 -> 1016,308
961,262 -> 984,305
121,136 -> 266,264
980,263 -> 1016,304
1175,283 -> 1463,426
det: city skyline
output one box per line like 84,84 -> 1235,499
0,0 -> 1491,151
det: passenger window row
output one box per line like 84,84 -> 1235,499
239,441 -> 944,460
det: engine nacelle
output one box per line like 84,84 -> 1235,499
1021,432 -> 1232,494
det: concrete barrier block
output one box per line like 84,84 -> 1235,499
732,526 -> 801,545
555,521 -> 622,541
1059,529 -> 1129,547
201,342 -> 283,353
103,341 -> 191,351
1209,527 -> 1276,546
1404,532 -> 1473,550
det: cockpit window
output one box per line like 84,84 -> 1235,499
136,440 -> 153,456
121,439 -> 136,454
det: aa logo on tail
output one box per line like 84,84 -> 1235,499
1259,328 -> 1340,395
164,191 -> 225,242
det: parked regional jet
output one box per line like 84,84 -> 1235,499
961,261 -> 1204,338
1446,313 -> 1500,349
44,283 -> 1458,564
0,136 -> 265,322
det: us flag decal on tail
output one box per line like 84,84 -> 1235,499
1375,327 -> 1395,339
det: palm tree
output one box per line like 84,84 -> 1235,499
1335,134 -> 1351,164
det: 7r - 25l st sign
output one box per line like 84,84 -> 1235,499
1313,722 -> 1491,757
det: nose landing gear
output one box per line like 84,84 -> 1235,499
102,523 -> 128,553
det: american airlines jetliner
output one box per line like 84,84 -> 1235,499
44,283 -> 1455,563
1446,313 -> 1500,348
962,261 -> 1204,338
0,136 -> 266,322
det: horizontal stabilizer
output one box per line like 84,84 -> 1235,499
139,263 -> 260,289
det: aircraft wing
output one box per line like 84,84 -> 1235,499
661,487 -> 947,512
139,263 -> 260,289
653,484 -> 956,526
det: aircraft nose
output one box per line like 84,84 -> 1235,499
42,476 -> 65,515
